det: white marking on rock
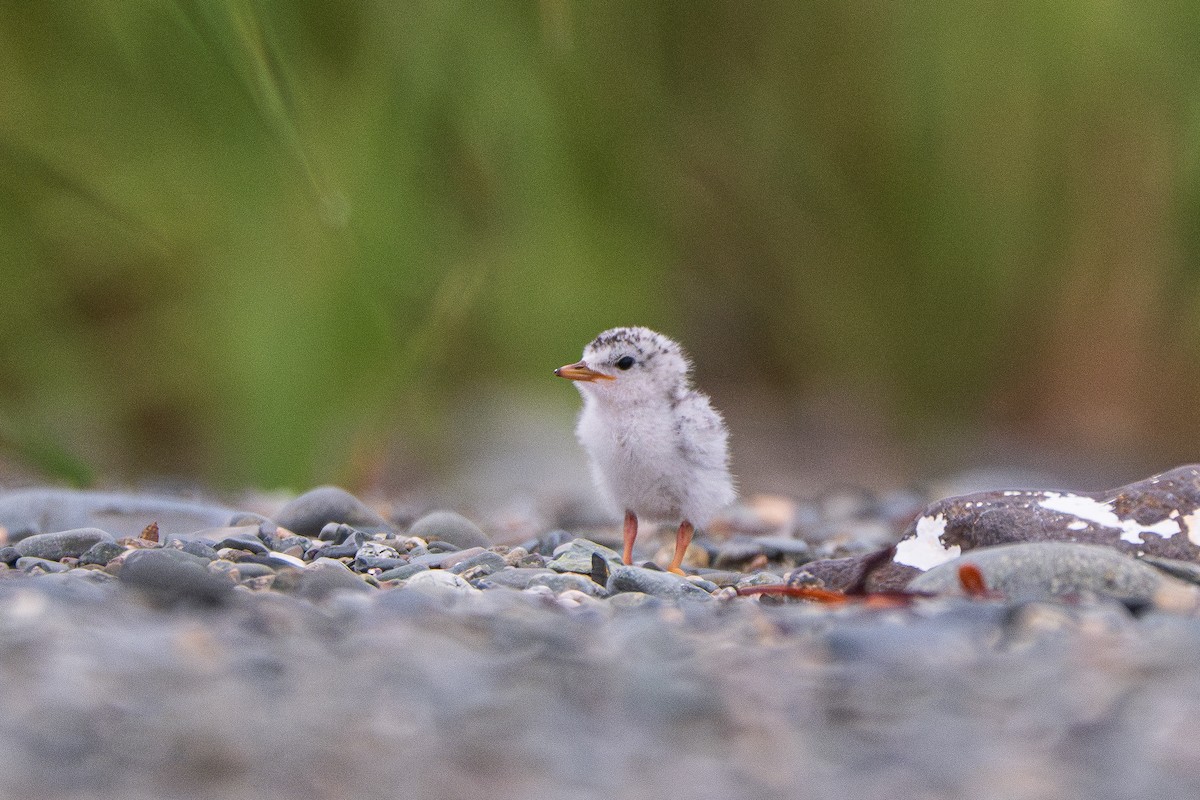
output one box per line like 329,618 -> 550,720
269,551 -> 307,568
1039,494 -> 1182,545
894,514 -> 961,570
1182,510 -> 1200,547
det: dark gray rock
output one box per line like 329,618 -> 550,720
407,511 -> 490,550
274,486 -> 391,537
606,565 -> 714,601
295,558 -> 372,601
0,546 -> 17,565
15,528 -> 114,561
318,529 -> 368,559
118,549 -> 235,606
213,528 -> 270,555
78,541 -> 127,567
0,489 -> 233,542
908,542 -> 1200,607
178,540 -> 219,561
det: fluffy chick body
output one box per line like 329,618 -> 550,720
559,327 -> 735,551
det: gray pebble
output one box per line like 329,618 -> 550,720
274,486 -> 391,537
375,563 -> 430,582
476,568 -> 557,590
909,542 -> 1200,607
547,538 -> 623,575
410,547 -> 487,569
527,571 -> 607,597
118,549 -> 236,606
606,565 -> 715,601
296,558 -> 373,601
0,546 -> 18,565
78,541 -> 127,567
213,528 -> 270,555
408,511 -> 490,550
447,551 -> 507,576
15,528 -> 114,561
17,557 -> 70,574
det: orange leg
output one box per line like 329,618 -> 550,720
666,520 -> 695,575
622,510 -> 638,565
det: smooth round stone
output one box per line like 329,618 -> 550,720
78,541 -> 127,567
15,528 -> 114,561
273,486 -> 391,538
375,563 -> 429,582
606,565 -> 715,602
402,570 -> 477,594
230,562 -> 276,580
296,557 -> 373,601
358,541 -> 400,561
527,571 -> 607,597
547,538 -> 623,574
909,542 -> 1200,607
177,540 -> 219,561
476,567 -> 557,590
17,557 -> 70,574
447,551 -> 506,576
407,511 -> 490,550
410,547 -> 486,569
212,528 -> 270,555
118,549 -> 236,606
0,547 -> 18,565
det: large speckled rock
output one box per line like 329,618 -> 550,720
810,465 -> 1200,592
909,542 -> 1200,609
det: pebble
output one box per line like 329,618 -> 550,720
410,547 -> 487,569
78,541 -> 127,567
476,568 -> 557,590
16,557 -> 70,574
14,528 -> 114,561
0,489 -> 232,541
273,486 -> 392,537
295,558 -> 372,601
402,569 -> 478,594
407,511 -> 491,550
909,542 -> 1200,609
527,571 -> 607,597
447,550 -> 507,576
375,563 -> 430,582
117,549 -> 236,606
547,538 -> 623,574
606,565 -> 715,601
212,528 -> 271,555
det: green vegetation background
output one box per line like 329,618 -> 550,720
2,1 -> 1200,489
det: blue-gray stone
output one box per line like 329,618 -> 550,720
274,487 -> 391,537
17,557 -> 70,574
548,539 -> 623,574
375,563 -> 430,582
15,528 -> 114,561
78,541 -> 127,567
607,565 -> 715,601
118,549 -> 235,606
448,550 -> 506,575
407,511 -> 490,550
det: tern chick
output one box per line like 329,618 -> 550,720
555,327 -> 736,574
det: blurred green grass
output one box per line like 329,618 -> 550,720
1,0 -> 1199,489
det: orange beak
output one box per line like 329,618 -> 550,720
554,361 -> 614,382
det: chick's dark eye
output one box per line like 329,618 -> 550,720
615,355 -> 635,370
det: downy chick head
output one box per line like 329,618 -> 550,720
554,326 -> 691,404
